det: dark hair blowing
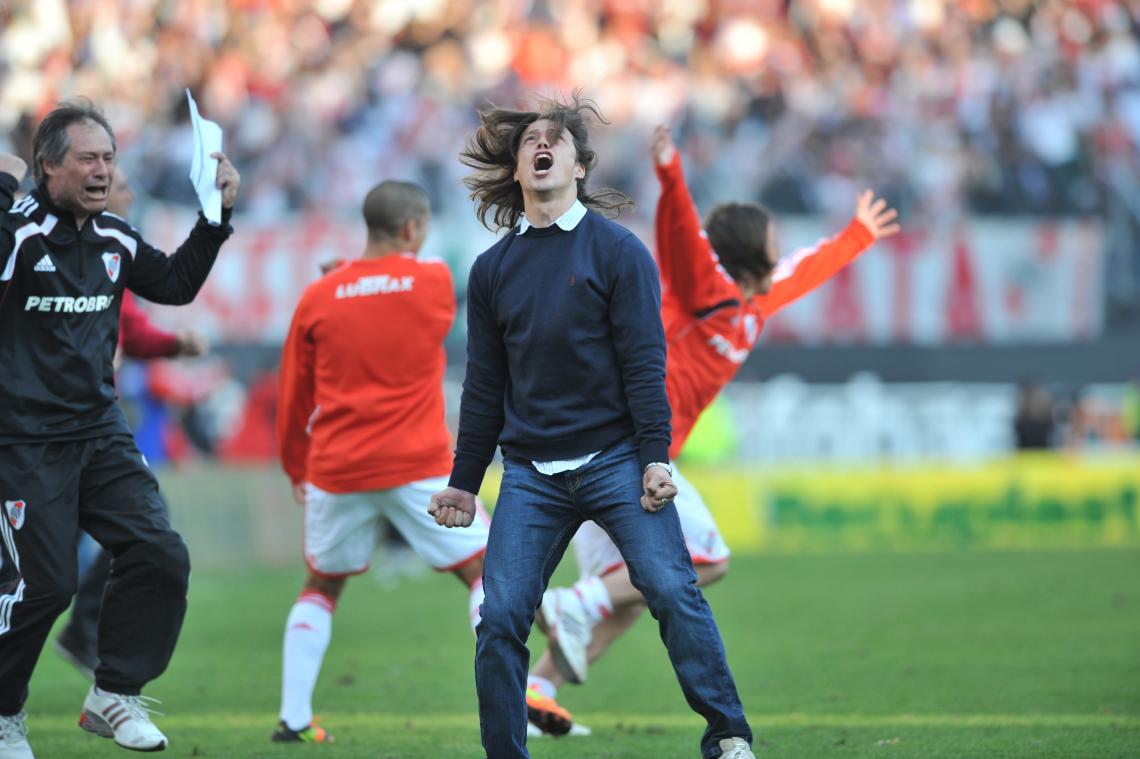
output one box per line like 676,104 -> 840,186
32,98 -> 116,186
460,92 -> 632,231
704,202 -> 775,284
362,180 -> 430,242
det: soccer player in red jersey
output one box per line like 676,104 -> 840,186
274,181 -> 489,744
525,125 -> 901,731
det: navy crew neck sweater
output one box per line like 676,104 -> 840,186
449,209 -> 672,494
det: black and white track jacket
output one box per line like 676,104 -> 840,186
0,173 -> 233,443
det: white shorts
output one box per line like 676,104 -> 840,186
304,476 -> 490,576
572,464 -> 730,577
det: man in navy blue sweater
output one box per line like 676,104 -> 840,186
428,94 -> 754,759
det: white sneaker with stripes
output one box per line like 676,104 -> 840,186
0,711 -> 34,759
535,587 -> 592,684
79,686 -> 167,751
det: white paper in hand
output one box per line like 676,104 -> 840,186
186,89 -> 224,225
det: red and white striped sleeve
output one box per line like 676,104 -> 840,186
752,219 -> 875,318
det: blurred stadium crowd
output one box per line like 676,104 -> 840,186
2,0 -> 1138,467
3,0 -> 1139,222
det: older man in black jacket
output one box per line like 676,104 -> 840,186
0,99 -> 239,758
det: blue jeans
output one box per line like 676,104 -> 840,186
475,439 -> 751,759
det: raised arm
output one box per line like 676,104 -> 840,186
121,212 -> 232,305
125,153 -> 241,305
754,189 -> 899,318
652,126 -> 740,313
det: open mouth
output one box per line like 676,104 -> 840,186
533,152 -> 553,174
84,184 -> 108,201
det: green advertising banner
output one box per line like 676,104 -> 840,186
478,453 -> 1140,553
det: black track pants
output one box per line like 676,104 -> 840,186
0,434 -> 189,714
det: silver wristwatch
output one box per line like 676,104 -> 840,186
644,461 -> 673,477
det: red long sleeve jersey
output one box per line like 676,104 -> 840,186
655,154 -> 875,458
277,254 -> 455,493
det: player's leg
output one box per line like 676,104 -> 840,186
77,434 -> 188,751
0,440 -> 87,758
523,520 -> 616,734
535,466 -> 732,685
476,455 -> 582,758
530,590 -> 641,688
579,441 -> 752,759
60,486 -> 179,681
574,475 -> 732,636
55,539 -> 109,680
533,522 -> 626,686
274,484 -> 378,744
273,569 -> 343,744
526,596 -> 642,738
532,563 -> 727,685
450,552 -> 486,632
583,465 -> 731,605
381,476 -> 489,634
529,468 -> 731,735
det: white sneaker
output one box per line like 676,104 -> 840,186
535,588 -> 591,684
79,686 -> 168,751
0,712 -> 33,759
716,737 -> 755,758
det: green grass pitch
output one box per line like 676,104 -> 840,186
21,549 -> 1140,758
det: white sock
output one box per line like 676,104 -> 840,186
527,674 -> 557,699
468,578 -> 484,634
572,575 -> 613,627
279,592 -> 334,731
